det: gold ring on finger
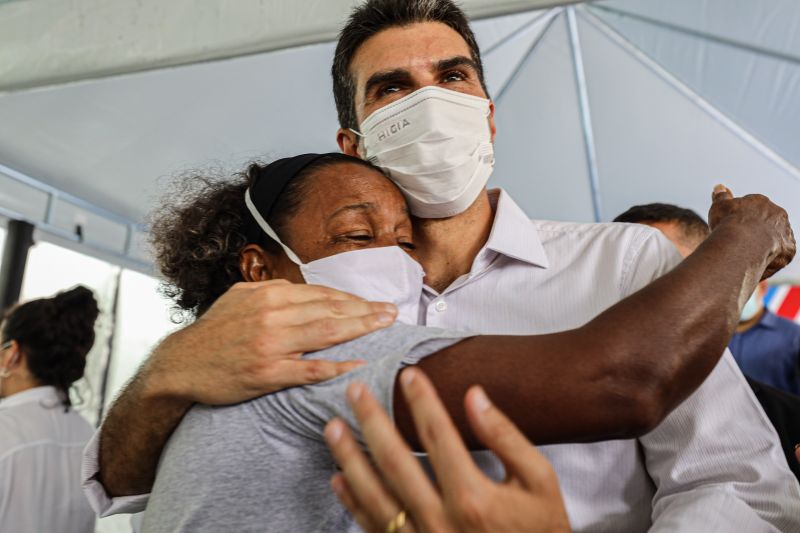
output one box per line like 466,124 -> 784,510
385,510 -> 407,533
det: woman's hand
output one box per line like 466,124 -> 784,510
324,367 -> 571,533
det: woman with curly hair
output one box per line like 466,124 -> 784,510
0,285 -> 99,533
137,152 -> 788,532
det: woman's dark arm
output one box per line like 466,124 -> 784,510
395,191 -> 796,448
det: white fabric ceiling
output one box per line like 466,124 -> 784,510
0,0 -> 798,278
0,0 -> 579,92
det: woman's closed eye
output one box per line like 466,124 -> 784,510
346,234 -> 372,241
332,233 -> 373,246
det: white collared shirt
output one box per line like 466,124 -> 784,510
82,189 -> 800,531
1,386 -> 95,533
419,190 -> 800,532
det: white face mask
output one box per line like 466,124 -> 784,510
245,191 -> 425,324
740,290 -> 763,323
352,86 -> 495,219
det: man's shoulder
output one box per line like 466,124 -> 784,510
529,219 -> 664,256
766,311 -> 800,338
304,323 -> 468,364
530,219 -> 659,240
524,219 -> 680,295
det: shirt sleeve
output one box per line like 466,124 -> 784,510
250,324 -> 470,444
620,227 -> 800,532
81,429 -> 151,517
643,351 -> 800,532
618,226 -> 683,297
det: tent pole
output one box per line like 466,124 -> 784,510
0,220 -> 35,311
567,7 -> 603,222
494,9 -> 561,103
581,8 -> 800,183
589,4 -> 800,66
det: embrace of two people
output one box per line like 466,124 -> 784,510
84,1 -> 800,532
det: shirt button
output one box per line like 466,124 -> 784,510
434,300 -> 448,313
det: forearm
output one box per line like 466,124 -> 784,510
98,335 -> 193,497
395,223 -> 773,448
586,221 -> 771,419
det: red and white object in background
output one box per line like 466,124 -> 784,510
765,285 -> 800,324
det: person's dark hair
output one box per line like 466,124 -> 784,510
332,0 -> 488,130
150,154 -> 377,321
614,203 -> 711,243
1,285 -> 98,410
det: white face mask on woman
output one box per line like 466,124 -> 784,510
245,191 -> 425,324
351,86 -> 495,219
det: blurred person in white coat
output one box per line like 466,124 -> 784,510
0,286 -> 98,533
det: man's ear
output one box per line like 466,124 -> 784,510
758,280 -> 769,298
1,341 -> 22,374
337,128 -> 361,158
239,244 -> 275,282
488,100 -> 497,143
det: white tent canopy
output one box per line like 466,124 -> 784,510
0,0 -> 798,278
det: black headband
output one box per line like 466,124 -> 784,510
244,153 -> 336,243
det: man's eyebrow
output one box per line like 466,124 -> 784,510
364,69 -> 412,97
435,55 -> 479,74
329,203 -> 375,219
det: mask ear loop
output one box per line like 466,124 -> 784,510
244,189 -> 304,266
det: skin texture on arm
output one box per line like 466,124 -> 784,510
98,280 -> 397,497
395,190 -> 796,448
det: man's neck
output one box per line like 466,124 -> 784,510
414,190 -> 495,292
735,307 -> 766,334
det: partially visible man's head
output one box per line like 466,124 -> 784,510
614,203 -> 710,258
332,0 -> 488,132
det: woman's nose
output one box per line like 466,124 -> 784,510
374,233 -> 399,248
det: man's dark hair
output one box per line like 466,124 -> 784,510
614,203 -> 711,243
332,0 -> 488,130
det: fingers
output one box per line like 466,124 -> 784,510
345,382 -> 444,526
331,474 -> 380,533
464,386 -> 559,492
280,311 -> 397,354
265,299 -> 398,329
258,359 -> 366,393
712,184 -> 733,202
398,368 -> 484,496
325,417 -> 403,532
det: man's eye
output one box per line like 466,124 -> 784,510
399,241 -> 416,251
379,84 -> 402,96
346,234 -> 372,241
443,70 -> 466,83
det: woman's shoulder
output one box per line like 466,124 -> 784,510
304,323 -> 471,364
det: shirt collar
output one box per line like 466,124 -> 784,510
483,189 -> 550,269
758,310 -> 781,330
0,386 -> 62,410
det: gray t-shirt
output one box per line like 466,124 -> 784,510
141,324 -> 470,533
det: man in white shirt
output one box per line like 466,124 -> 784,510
84,1 -> 800,531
